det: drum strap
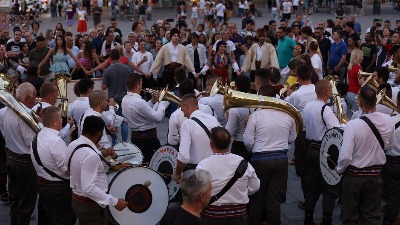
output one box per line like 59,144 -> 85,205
191,117 -> 210,138
68,144 -> 115,172
209,159 -> 248,205
321,102 -> 334,127
395,121 -> 400,130
32,135 -> 69,182
360,116 -> 385,150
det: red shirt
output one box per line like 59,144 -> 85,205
348,64 -> 362,94
107,56 -> 129,65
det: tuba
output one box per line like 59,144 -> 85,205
361,73 -> 379,90
325,75 -> 347,124
0,77 -> 41,134
376,87 -> 398,114
223,86 -> 303,135
143,87 -> 181,105
53,73 -> 71,117
0,73 -> 16,97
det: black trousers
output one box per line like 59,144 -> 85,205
231,140 -> 252,162
202,216 -> 248,225
131,137 -> 161,163
340,175 -> 382,225
248,159 -> 288,225
304,147 -> 339,221
6,158 -> 37,225
38,182 -> 76,225
71,198 -> 108,225
0,134 -> 6,195
382,161 -> 400,224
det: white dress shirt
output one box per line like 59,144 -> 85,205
303,99 -> 342,141
199,94 -> 227,127
132,51 -> 154,75
79,108 -> 112,149
387,114 -> 400,157
285,84 -> 316,116
32,102 -> 71,140
168,104 -> 216,146
167,42 -> 179,62
256,45 -> 263,61
225,107 -> 255,142
122,92 -> 169,131
186,43 -> 208,69
197,153 -> 260,206
68,97 -> 90,125
67,135 -> 118,208
177,110 -> 221,164
243,108 -> 297,152
30,127 -> 69,181
337,112 -> 395,173
4,104 -> 37,155
0,107 -> 7,136
376,104 -> 396,116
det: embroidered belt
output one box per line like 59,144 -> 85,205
72,192 -> 96,204
202,204 -> 247,219
344,165 -> 383,177
5,148 -> 32,164
251,150 -> 288,162
131,128 -> 157,139
386,155 -> 400,164
38,176 -> 69,186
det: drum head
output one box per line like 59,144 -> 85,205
149,145 -> 180,200
320,128 -> 343,185
108,167 -> 169,225
113,142 -> 143,165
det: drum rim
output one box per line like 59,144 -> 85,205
107,166 -> 169,225
320,127 -> 343,185
113,142 -> 144,164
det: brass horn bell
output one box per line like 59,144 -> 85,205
377,88 -> 398,114
53,73 -> 71,118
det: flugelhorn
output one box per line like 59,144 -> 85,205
377,87 -> 398,114
53,73 -> 71,117
325,75 -> 347,124
143,87 -> 181,104
223,86 -> 303,135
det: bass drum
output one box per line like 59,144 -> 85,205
149,145 -> 180,200
320,128 -> 343,186
108,167 -> 169,225
113,142 -> 143,165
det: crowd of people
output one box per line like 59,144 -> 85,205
1,0 -> 400,225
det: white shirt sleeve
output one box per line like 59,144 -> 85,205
337,124 -> 355,173
136,101 -> 169,123
243,114 -> 255,151
51,139 -> 70,173
177,121 -> 192,164
225,109 -> 239,138
168,113 -> 180,146
59,124 -> 71,140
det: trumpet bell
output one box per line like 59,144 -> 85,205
0,73 -> 16,96
210,78 -> 225,97
361,73 -> 379,90
53,73 -> 71,117
377,88 -> 398,113
158,87 -> 181,105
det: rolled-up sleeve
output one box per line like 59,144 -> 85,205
177,121 -> 192,163
337,124 -> 355,174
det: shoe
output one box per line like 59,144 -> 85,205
0,193 -> 10,202
298,201 -> 306,210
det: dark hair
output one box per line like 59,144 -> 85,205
83,40 -> 93,60
78,78 -> 95,95
174,67 -> 187,83
278,26 -> 287,33
358,85 -> 377,109
333,30 -> 343,38
36,35 -> 45,42
55,35 -> 67,55
288,58 -> 300,70
268,20 -> 276,26
39,82 -> 57,98
375,66 -> 390,82
258,84 -> 277,97
336,82 -> 348,96
82,116 -> 105,136
179,79 -> 195,97
132,21 -> 140,32
110,49 -> 120,60
269,67 -> 281,83
210,127 -> 231,150
64,31 -> 73,37
126,73 -> 142,90
297,64 -> 312,81
235,75 -> 251,93
301,26 -> 313,36
27,63 -> 39,77
105,30 -> 114,38
327,19 -> 335,28
346,21 -> 354,29
255,68 -> 270,85
31,21 -> 40,29
309,41 -> 319,52
111,17 -> 117,21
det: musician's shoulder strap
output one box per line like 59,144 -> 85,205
395,120 -> 400,130
360,116 -> 385,150
321,102 -> 334,127
209,159 -> 248,205
191,117 -> 210,138
68,144 -> 95,172
32,135 -> 69,181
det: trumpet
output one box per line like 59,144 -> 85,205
376,87 -> 398,114
142,87 -> 181,105
195,91 -> 208,99
325,75 -> 347,124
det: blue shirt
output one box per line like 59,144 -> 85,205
328,40 -> 347,68
277,36 -> 296,68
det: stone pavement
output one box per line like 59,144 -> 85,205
0,3 -> 398,224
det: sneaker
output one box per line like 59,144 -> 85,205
0,193 -> 10,202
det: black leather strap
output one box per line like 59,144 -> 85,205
191,117 -> 211,138
360,116 -> 385,150
209,159 -> 248,205
68,144 -> 115,172
321,102 -> 334,127
32,135 -> 68,181
395,121 -> 400,130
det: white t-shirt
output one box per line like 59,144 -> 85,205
311,53 -> 324,80
200,0 -> 206,9
244,0 -> 249,9
282,1 -> 292,14
293,0 -> 299,6
132,51 -> 154,75
77,10 -> 86,20
215,3 -> 226,17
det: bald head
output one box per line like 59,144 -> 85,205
89,90 -> 106,108
315,80 -> 332,98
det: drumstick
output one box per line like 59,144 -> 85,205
324,154 -> 338,167
125,180 -> 152,202
113,149 -> 131,152
158,172 -> 172,178
117,153 -> 139,157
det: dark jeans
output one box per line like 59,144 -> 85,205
6,158 -> 37,225
38,182 -> 76,225
0,135 -> 6,194
382,161 -> 400,224
340,175 -> 382,225
71,198 -> 108,225
131,137 -> 161,163
248,159 -> 288,225
202,216 -> 248,225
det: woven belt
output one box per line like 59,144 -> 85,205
37,176 -> 69,186
131,128 -> 157,139
202,204 -> 247,219
344,165 -> 383,177
164,62 -> 182,71
72,192 -> 96,204
5,148 -> 32,164
386,155 -> 400,164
